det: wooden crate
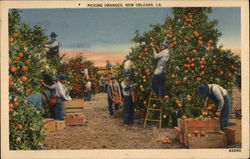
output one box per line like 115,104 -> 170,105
55,120 -> 65,131
224,125 -> 241,145
65,114 -> 85,126
178,118 -> 220,133
64,99 -> 84,108
174,127 -> 181,141
183,132 -> 227,149
44,119 -> 56,133
64,99 -> 84,116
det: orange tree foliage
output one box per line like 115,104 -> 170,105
115,7 -> 240,127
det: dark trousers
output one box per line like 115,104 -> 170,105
87,90 -> 92,101
123,96 -> 134,125
152,73 -> 166,97
108,97 -> 114,116
220,95 -> 231,130
51,97 -> 65,120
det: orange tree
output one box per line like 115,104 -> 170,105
9,9 -> 57,149
60,56 -> 100,98
125,7 -> 240,127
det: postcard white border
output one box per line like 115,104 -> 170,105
1,0 -> 249,159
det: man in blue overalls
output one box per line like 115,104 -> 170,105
121,72 -> 136,126
41,75 -> 71,120
197,83 -> 232,130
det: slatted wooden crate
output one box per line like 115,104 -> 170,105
224,125 -> 241,145
55,120 -> 65,131
65,113 -> 85,125
44,119 -> 56,133
183,132 -> 227,148
64,99 -> 85,126
64,99 -> 84,114
174,127 -> 181,141
178,118 -> 220,133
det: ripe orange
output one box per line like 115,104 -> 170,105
200,65 -> 205,69
9,108 -> 14,113
190,63 -> 195,67
183,52 -> 188,56
198,40 -> 203,45
193,130 -> 199,134
21,75 -> 28,82
170,43 -> 174,47
9,38 -> 14,43
181,115 -> 187,120
200,71 -> 205,76
144,48 -> 148,52
15,56 -> 20,61
9,81 -> 14,86
175,99 -> 180,104
18,52 -> 24,58
21,66 -> 28,72
9,103 -> 14,108
143,101 -> 147,105
12,33 -> 19,38
14,101 -> 20,107
219,71 -> 224,75
191,58 -> 195,62
24,59 -> 30,64
17,124 -> 23,130
198,36 -> 203,40
183,39 -> 189,43
26,89 -> 31,95
196,77 -> 202,81
193,31 -> 199,36
10,66 -> 17,72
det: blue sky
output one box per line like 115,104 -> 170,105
17,7 -> 241,66
19,7 -> 240,50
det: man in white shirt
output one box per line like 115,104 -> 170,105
151,41 -> 170,98
197,83 -> 232,130
124,55 -> 133,72
86,79 -> 92,101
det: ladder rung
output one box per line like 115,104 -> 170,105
148,108 -> 161,111
145,119 -> 161,122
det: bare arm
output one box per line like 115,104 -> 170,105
41,81 -> 53,90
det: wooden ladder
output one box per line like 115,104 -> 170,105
143,92 -> 163,129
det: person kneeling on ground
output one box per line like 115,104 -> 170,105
197,82 -> 232,130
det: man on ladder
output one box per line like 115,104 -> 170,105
144,40 -> 170,129
151,40 -> 170,98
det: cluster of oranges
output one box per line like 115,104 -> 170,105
188,129 -> 208,138
65,113 -> 83,119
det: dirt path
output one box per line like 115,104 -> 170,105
45,93 -> 184,149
